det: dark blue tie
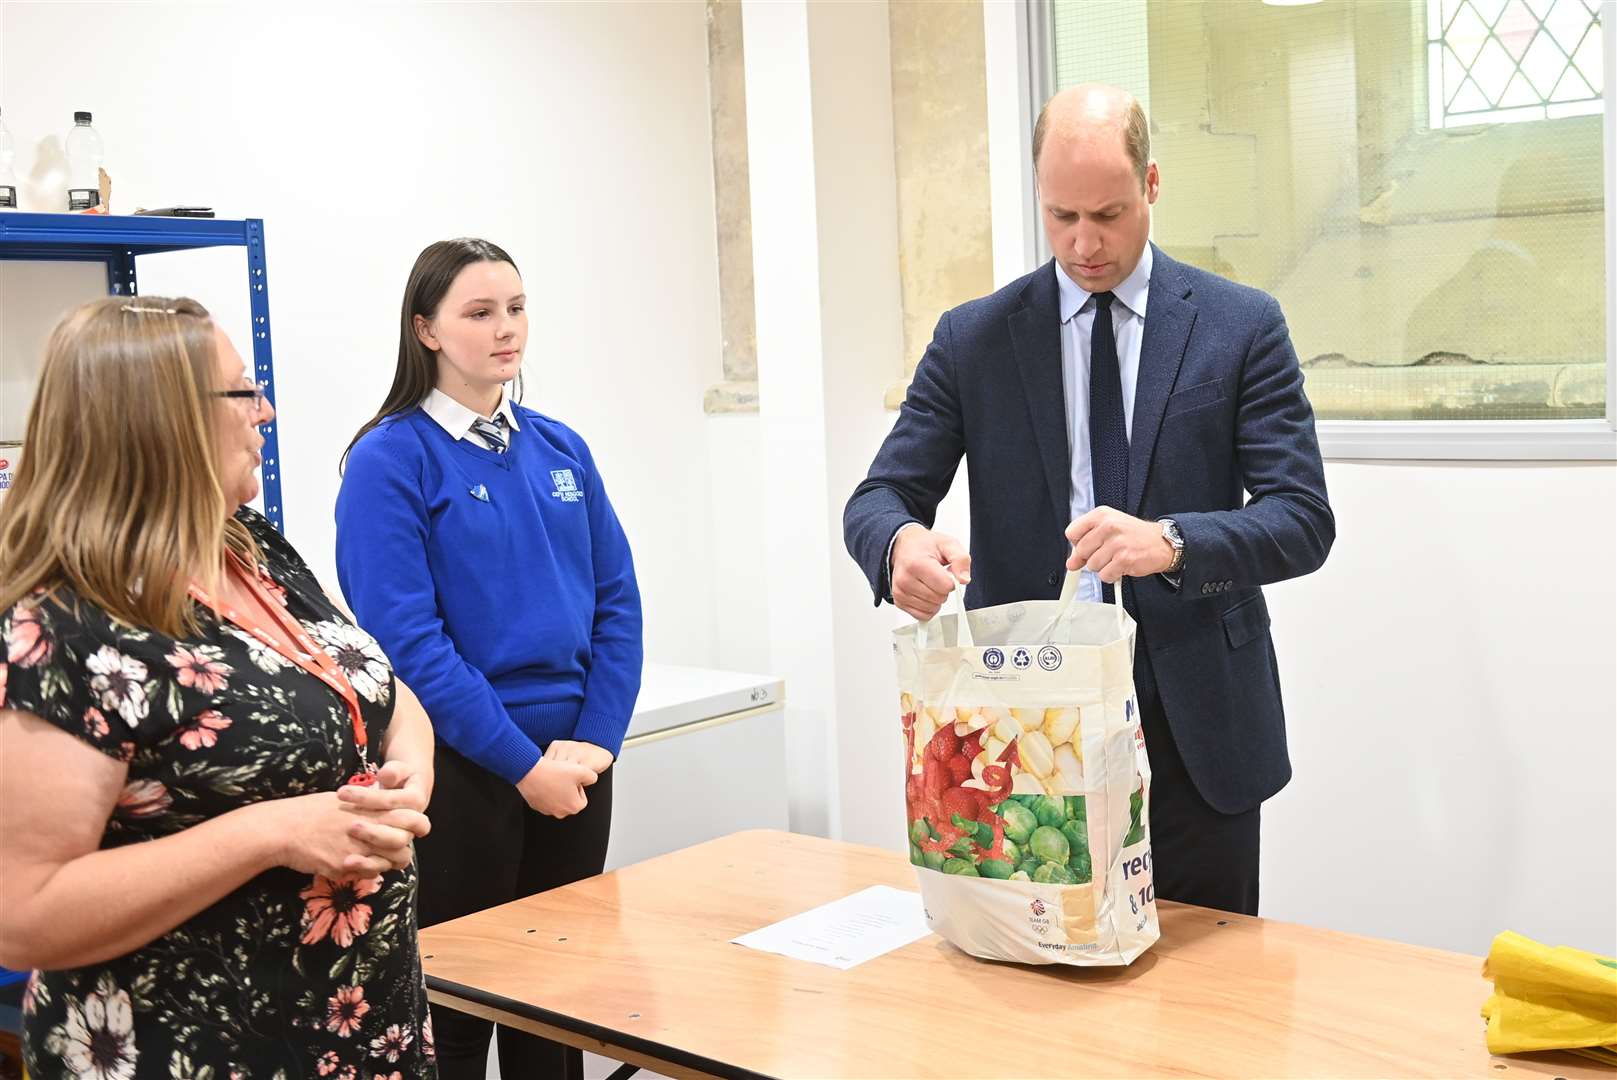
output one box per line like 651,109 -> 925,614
1088,291 -> 1128,604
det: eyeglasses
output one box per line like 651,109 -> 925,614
213,380 -> 271,411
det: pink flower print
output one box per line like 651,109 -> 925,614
300,875 -> 380,948
5,603 -> 53,668
166,644 -> 232,694
177,710 -> 231,751
115,779 -> 171,819
83,706 -> 110,738
316,1050 -> 341,1076
324,985 -> 369,1037
368,1024 -> 412,1063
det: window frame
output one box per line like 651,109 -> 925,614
1017,0 -> 1615,461
1427,0 -> 1606,131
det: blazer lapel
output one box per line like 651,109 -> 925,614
1009,262 -> 1072,533
1129,245 -> 1197,514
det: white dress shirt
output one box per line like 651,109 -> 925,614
421,388 -> 521,451
1057,243 -> 1153,603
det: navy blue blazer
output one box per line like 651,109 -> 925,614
844,247 -> 1334,813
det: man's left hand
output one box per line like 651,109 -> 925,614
1065,507 -> 1175,582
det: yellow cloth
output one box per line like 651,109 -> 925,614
1481,930 -> 1617,1056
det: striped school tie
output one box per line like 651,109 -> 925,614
470,413 -> 509,453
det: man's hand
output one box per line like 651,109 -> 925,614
1065,507 -> 1175,582
892,526 -> 971,622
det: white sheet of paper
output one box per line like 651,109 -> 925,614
730,884 -> 931,970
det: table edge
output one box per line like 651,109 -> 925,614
425,973 -> 775,1080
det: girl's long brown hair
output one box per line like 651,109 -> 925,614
341,237 -> 521,472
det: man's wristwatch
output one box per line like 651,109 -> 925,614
1159,518 -> 1186,574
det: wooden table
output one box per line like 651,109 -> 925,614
420,830 -> 1605,1079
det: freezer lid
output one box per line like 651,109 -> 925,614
625,662 -> 784,739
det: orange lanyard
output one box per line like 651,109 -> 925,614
189,558 -> 377,785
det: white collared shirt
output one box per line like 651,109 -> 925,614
1057,243 -> 1153,603
421,388 -> 521,451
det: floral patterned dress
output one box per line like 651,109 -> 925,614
1,510 -> 435,1080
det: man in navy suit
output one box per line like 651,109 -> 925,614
844,84 -> 1334,915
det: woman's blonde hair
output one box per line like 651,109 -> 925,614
0,296 -> 259,637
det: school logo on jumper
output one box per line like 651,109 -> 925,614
550,469 -> 583,502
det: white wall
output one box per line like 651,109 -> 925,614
739,0 -> 842,838
704,415 -> 773,675
0,0 -> 724,669
704,403 -> 969,848
1262,460 -> 1617,956
0,262 -> 104,437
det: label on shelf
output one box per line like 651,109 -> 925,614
0,441 -> 20,502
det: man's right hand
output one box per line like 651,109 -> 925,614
891,526 -> 971,622
516,757 -> 598,819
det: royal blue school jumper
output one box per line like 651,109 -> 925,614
335,405 -> 643,784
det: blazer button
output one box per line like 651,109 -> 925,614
1047,571 -> 1060,587
1201,583 -> 1212,595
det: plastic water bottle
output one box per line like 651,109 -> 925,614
0,109 -> 17,211
66,110 -> 103,212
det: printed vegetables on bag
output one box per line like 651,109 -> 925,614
902,696 -> 1093,885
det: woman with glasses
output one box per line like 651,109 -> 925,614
0,297 -> 438,1079
336,238 -> 643,1080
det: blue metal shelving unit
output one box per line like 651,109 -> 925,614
0,212 -> 285,533
0,213 -> 285,994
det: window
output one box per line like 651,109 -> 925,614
1430,0 -> 1603,128
1038,0 -> 1614,458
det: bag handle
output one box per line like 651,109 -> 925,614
919,574 -> 1126,650
1052,569 -> 1127,638
917,583 -> 974,649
